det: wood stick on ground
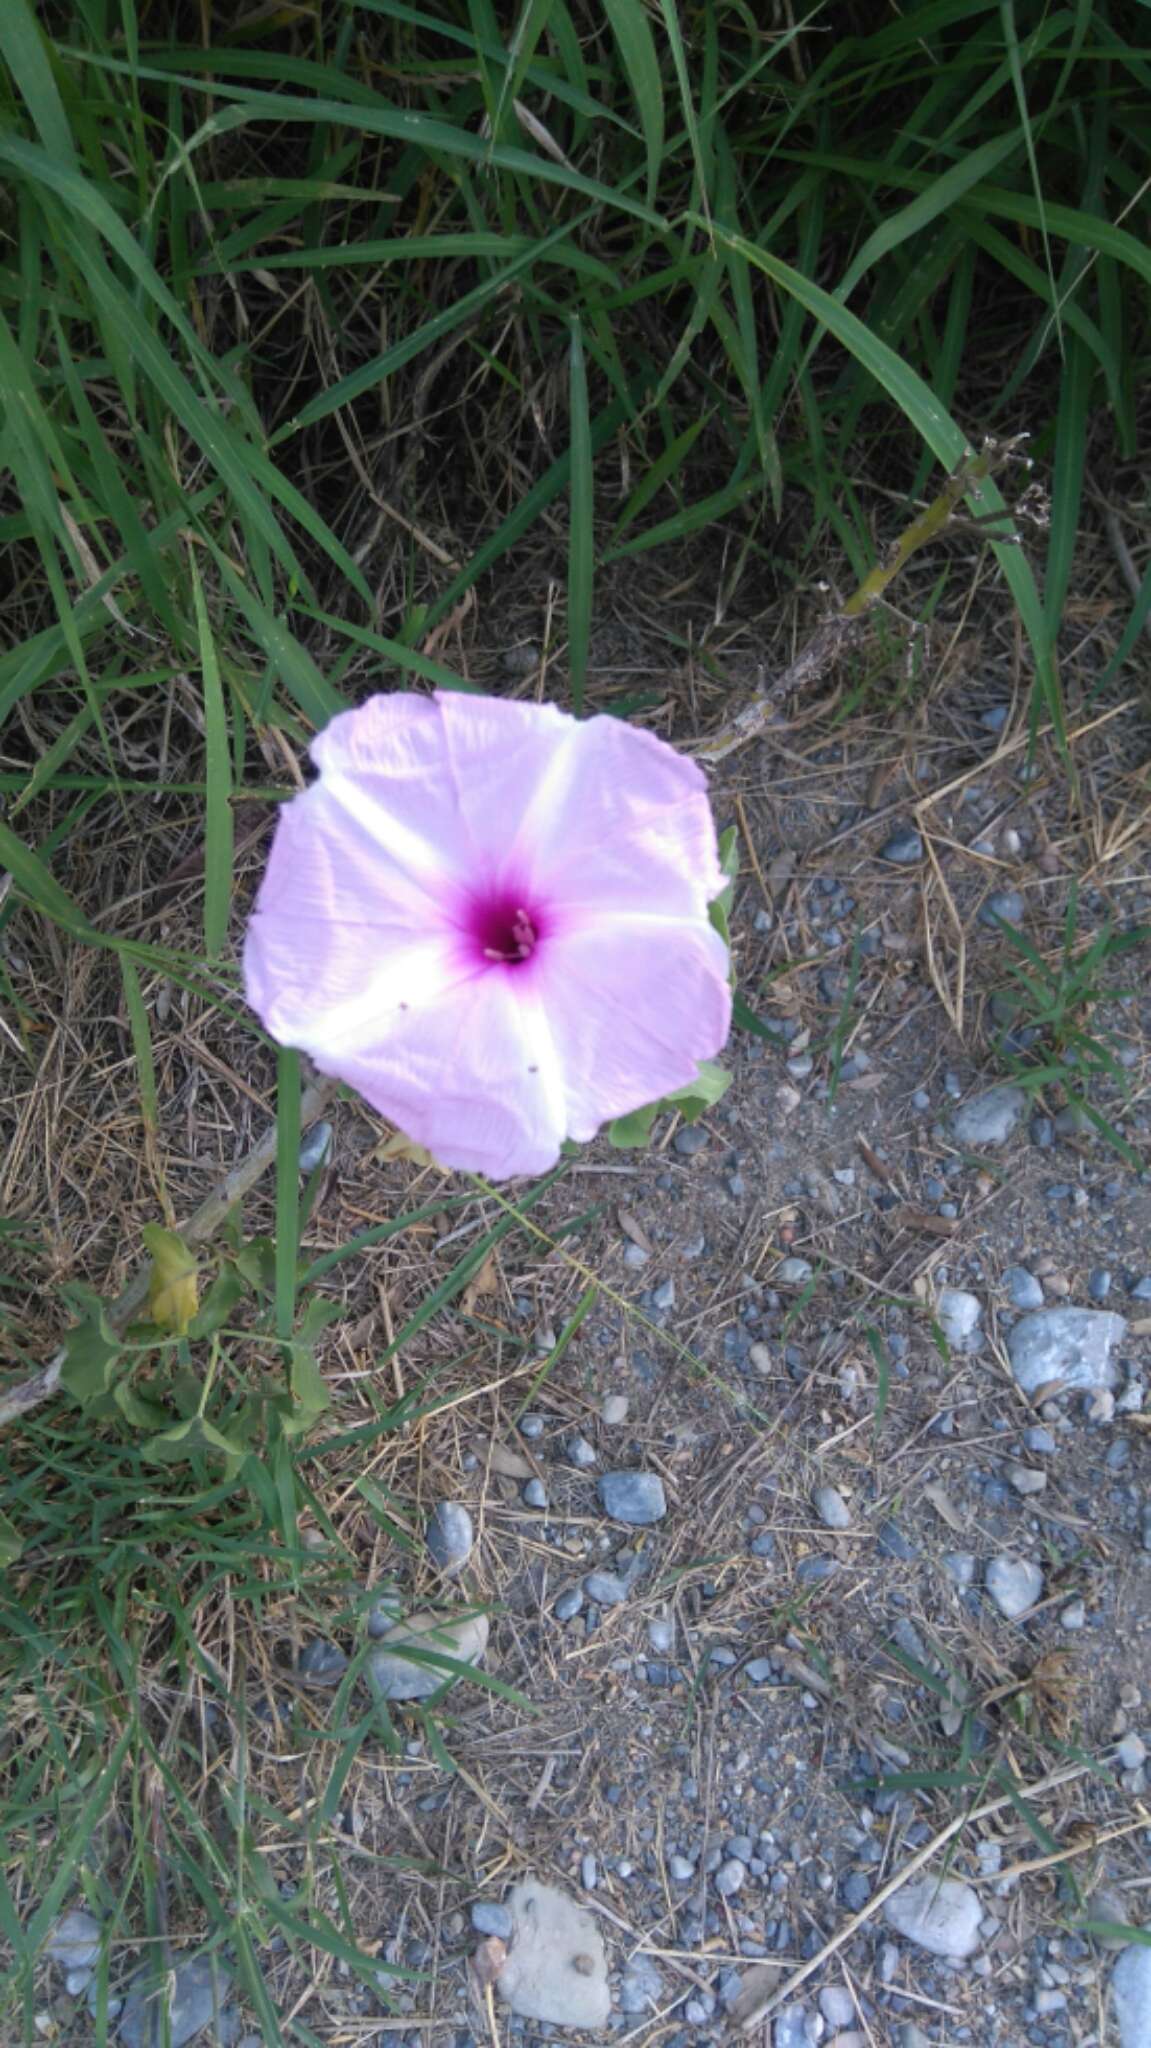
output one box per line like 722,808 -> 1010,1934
0,1072 -> 339,1433
696,437 -> 1023,765
736,1758 -> 1091,2030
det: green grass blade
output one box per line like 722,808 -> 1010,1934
191,566 -> 233,960
119,956 -> 158,1140
566,315 -> 593,716
274,1049 -> 301,1346
602,0 -> 665,206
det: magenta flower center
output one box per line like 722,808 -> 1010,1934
469,892 -> 542,966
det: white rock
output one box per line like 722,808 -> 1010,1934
1007,1308 -> 1127,1397
937,1288 -> 982,1349
985,1554 -> 1043,1620
495,1878 -> 610,2027
813,1485 -> 852,1531
367,1609 -> 488,1701
1112,1939 -> 1151,2047
45,1911 -> 102,1972
952,1085 -> 1026,1146
819,1985 -> 857,2028
883,1877 -> 983,1958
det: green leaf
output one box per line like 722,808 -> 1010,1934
709,824 -> 738,952
112,1381 -> 173,1432
60,1299 -> 122,1405
187,1262 -> 248,1340
665,1059 -> 731,1121
606,1103 -> 661,1149
732,992 -> 786,1044
606,1059 -> 730,1146
281,1338 -> 332,1440
192,563 -> 234,959
141,1412 -> 247,1463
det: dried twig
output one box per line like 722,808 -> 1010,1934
0,1072 -> 339,1432
696,437 -> 1028,765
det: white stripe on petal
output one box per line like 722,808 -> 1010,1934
324,770 -> 463,905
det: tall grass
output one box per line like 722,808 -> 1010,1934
0,0 -> 1149,2033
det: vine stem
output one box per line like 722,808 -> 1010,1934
0,1072 -> 339,1432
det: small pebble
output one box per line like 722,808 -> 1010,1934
1008,1464 -> 1047,1496
880,825 -> 924,865
1003,1266 -> 1044,1311
554,1588 -> 583,1622
813,1484 -> 852,1531
715,1858 -> 746,1897
471,1902 -> 512,1939
986,1553 -> 1044,1619
522,1479 -> 548,1510
1060,1599 -> 1086,1631
297,1637 -> 348,1683
584,1570 -> 629,1607
425,1501 -> 474,1575
674,1126 -> 708,1158
600,1394 -> 629,1425
777,1257 -> 813,1286
980,888 -> 1025,929
298,1120 -> 334,1173
564,1435 -> 597,1469
599,1471 -> 666,1525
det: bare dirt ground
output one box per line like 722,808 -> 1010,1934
6,525 -> 1151,2045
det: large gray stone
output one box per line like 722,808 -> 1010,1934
1112,1940 -> 1151,2047
495,1879 -> 610,2027
118,1956 -> 232,2048
46,1910 -> 102,1972
952,1085 -> 1026,1147
367,1609 -> 488,1701
598,1471 -> 666,1526
1007,1308 -> 1127,1397
883,1877 -> 982,1958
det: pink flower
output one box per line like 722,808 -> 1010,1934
243,691 -> 731,1178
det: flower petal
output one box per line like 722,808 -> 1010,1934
310,692 -> 476,897
534,913 -> 732,1138
492,707 -> 725,917
305,965 -> 569,1179
243,773 -> 464,1044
